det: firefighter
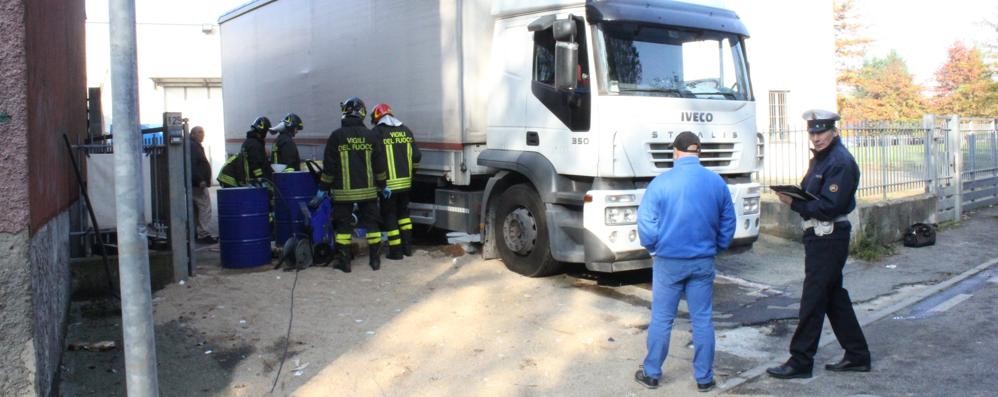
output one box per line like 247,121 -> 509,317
370,103 -> 421,259
218,116 -> 272,187
270,112 -> 304,172
312,97 -> 387,272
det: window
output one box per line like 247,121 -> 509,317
597,23 -> 750,100
768,90 -> 789,135
529,16 -> 591,131
533,29 -> 556,85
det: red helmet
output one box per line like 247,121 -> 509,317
371,103 -> 393,124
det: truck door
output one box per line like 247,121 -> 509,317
525,15 -> 591,175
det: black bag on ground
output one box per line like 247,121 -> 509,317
903,223 -> 936,247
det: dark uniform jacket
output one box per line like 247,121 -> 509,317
271,132 -> 302,171
190,139 -> 212,187
319,117 -> 386,202
791,137 -> 859,222
242,131 -> 272,180
373,122 -> 421,191
217,131 -> 271,187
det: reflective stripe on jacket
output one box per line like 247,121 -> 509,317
318,117 -> 386,202
373,122 -> 421,191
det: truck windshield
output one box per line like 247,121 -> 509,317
596,22 -> 751,100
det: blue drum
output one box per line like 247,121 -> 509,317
217,187 -> 271,268
273,171 -> 318,245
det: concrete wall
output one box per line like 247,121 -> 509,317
0,0 -> 84,395
760,193 -> 939,244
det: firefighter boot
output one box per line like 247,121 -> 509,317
386,245 -> 404,260
369,244 -> 382,271
334,245 -> 352,273
401,230 -> 413,257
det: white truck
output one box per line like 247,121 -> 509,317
219,0 -> 762,276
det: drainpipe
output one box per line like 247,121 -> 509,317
109,0 -> 160,395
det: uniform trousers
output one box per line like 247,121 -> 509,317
642,256 -> 716,384
379,190 -> 411,248
332,200 -> 381,249
788,223 -> 870,369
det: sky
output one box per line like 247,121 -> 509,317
854,0 -> 995,87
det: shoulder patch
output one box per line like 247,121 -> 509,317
829,184 -> 839,193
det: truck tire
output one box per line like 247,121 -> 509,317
494,184 -> 561,277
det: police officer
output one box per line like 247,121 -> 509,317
767,110 -> 871,379
217,116 -> 272,187
370,103 -> 422,259
314,97 -> 387,272
270,113 -> 304,172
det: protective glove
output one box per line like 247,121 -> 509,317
380,186 -> 392,199
308,190 -> 327,209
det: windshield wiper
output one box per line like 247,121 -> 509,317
618,87 -> 691,97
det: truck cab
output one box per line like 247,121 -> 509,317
479,0 -> 761,275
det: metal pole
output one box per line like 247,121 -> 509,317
948,116 -> 963,221
109,0 -> 160,395
923,115 -> 936,194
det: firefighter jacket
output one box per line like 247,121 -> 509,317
373,117 -> 421,191
271,132 -> 302,171
217,131 -> 270,187
319,117 -> 386,203
243,130 -> 272,180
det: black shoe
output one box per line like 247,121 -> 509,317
766,363 -> 812,379
633,369 -> 659,389
334,245 -> 352,273
825,358 -> 871,372
196,236 -> 218,244
697,379 -> 716,392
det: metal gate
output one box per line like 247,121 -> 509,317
929,116 -> 998,222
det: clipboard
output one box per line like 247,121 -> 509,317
770,185 -> 819,202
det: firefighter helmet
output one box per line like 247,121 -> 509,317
371,103 -> 393,124
283,113 -> 304,131
340,97 -> 367,120
250,116 -> 272,132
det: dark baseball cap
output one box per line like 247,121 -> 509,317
673,131 -> 700,153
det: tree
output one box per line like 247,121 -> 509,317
931,42 -> 998,116
840,51 -> 926,122
833,0 -> 872,108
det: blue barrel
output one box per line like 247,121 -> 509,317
217,187 -> 271,268
273,171 -> 317,245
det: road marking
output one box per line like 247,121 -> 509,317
927,293 -> 973,313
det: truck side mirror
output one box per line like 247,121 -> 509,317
554,41 -> 578,91
552,19 -> 576,41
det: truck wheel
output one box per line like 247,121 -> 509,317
494,184 -> 561,277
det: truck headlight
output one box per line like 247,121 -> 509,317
606,206 -> 638,225
743,197 -> 760,215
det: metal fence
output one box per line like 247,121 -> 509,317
755,116 -> 998,214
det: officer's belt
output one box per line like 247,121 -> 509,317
802,215 -> 849,231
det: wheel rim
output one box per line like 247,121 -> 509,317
502,207 -> 537,256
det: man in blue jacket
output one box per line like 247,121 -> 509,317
634,131 -> 736,393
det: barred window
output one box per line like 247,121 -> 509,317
768,90 -> 789,134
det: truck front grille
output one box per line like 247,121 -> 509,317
648,142 -> 736,169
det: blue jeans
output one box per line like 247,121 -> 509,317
642,256 -> 716,384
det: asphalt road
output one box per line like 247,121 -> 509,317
729,263 -> 998,397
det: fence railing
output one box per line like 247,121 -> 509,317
755,116 -> 998,217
